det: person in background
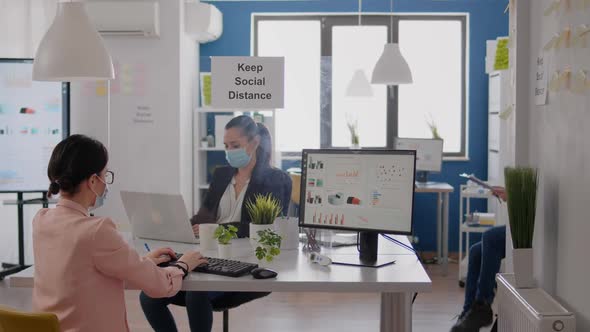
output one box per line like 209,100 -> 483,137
450,187 -> 507,332
140,115 -> 292,332
32,134 -> 206,332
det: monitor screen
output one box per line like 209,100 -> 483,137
394,138 -> 443,172
0,59 -> 69,192
299,149 -> 416,235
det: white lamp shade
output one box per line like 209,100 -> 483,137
33,2 -> 114,81
371,43 -> 413,85
346,69 -> 373,97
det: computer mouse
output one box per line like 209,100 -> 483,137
251,267 -> 278,279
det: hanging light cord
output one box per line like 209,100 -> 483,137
358,0 -> 362,26
390,0 -> 394,42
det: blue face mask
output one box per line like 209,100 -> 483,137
226,148 -> 252,169
90,176 -> 109,211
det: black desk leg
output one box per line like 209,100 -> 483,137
17,192 -> 24,266
0,193 -> 30,280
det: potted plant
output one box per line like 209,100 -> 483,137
246,193 -> 283,248
214,224 -> 238,259
347,118 -> 360,148
275,215 -> 300,250
426,114 -> 442,140
255,229 -> 282,263
504,166 -> 538,288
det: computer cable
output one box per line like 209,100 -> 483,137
380,234 -> 417,254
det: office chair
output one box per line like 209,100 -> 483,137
0,306 -> 60,332
211,292 -> 270,332
288,173 -> 301,217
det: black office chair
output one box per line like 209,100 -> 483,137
210,292 -> 270,332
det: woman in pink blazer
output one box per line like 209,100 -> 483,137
32,134 -> 206,332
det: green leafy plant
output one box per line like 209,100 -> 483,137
213,225 -> 238,245
246,193 -> 283,225
426,114 -> 442,140
255,229 -> 282,262
347,118 -> 360,146
504,167 -> 538,249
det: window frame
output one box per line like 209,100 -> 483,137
252,13 -> 468,158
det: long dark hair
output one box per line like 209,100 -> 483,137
225,115 -> 272,168
47,134 -> 109,197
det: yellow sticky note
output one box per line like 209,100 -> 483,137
494,38 -> 509,71
95,81 -> 107,97
96,85 -> 107,97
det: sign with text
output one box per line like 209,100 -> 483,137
211,56 -> 284,109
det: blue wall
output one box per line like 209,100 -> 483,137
200,0 -> 508,252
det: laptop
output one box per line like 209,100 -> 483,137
120,191 -> 199,244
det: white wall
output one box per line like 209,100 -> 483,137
72,0 -> 197,228
513,0 -> 590,329
0,0 -> 58,266
0,0 -> 198,265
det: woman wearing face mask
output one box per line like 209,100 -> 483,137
32,134 -> 207,332
139,115 -> 292,332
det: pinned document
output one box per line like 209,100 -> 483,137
535,56 -> 548,105
544,0 -> 560,16
571,70 -> 588,94
544,33 -> 560,51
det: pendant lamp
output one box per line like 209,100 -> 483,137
33,1 -> 114,81
371,0 -> 412,85
345,0 -> 373,97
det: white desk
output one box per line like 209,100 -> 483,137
414,182 -> 454,275
9,235 -> 431,332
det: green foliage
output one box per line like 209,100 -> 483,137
426,114 -> 442,140
245,193 -> 283,225
504,167 -> 538,249
255,229 -> 282,262
213,224 -> 238,245
347,118 -> 360,146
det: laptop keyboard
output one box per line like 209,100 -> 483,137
159,253 -> 258,278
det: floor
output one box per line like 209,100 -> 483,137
0,263 -> 494,332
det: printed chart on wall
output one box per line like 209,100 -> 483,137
0,60 -> 68,192
301,151 -> 416,234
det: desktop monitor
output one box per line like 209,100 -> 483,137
393,137 -> 443,183
299,149 -> 416,266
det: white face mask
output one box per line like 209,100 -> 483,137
90,175 -> 108,211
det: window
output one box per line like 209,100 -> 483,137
256,20 -> 321,152
254,14 -> 467,157
398,19 -> 465,154
331,26 -> 388,147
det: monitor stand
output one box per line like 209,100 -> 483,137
416,171 -> 440,186
331,232 -> 396,268
416,171 -> 430,184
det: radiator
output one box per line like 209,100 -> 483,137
496,274 -> 576,332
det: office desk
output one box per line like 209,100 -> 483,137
9,236 -> 431,332
415,182 -> 454,275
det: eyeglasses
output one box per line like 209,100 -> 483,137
102,171 -> 114,185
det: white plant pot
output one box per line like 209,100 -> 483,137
249,223 -> 274,248
199,224 -> 219,251
218,243 -> 232,259
512,248 -> 535,288
275,217 -> 299,250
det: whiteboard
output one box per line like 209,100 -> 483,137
0,59 -> 69,192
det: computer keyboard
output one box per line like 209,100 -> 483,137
160,253 -> 259,278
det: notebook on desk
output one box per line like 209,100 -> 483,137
121,191 -> 199,244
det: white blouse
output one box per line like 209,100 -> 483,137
217,177 -> 250,224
